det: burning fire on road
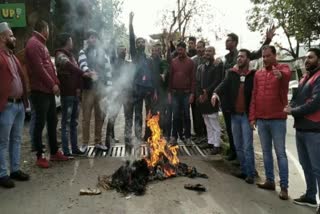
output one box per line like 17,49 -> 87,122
97,113 -> 208,195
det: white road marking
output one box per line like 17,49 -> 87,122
286,149 -> 305,181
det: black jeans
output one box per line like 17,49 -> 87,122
191,101 -> 206,137
222,111 -> 236,155
143,94 -> 158,141
123,95 -> 143,143
172,91 -> 191,139
30,91 -> 58,158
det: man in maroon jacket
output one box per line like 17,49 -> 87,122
169,41 -> 196,145
25,20 -> 68,168
249,45 -> 291,200
0,22 -> 30,188
55,33 -> 93,157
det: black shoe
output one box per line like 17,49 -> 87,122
211,146 -> 221,155
72,149 -> 86,156
0,176 -> 15,188
10,170 -> 30,181
293,194 -> 317,208
245,176 -> 254,184
226,153 -> 237,161
231,172 -> 247,180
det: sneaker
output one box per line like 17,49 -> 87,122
0,176 -> 15,188
245,176 -> 254,184
50,151 -> 69,161
79,144 -> 88,153
36,157 -> 49,168
95,144 -> 108,151
72,149 -> 86,156
211,146 -> 221,155
257,181 -> 276,191
279,187 -> 289,200
293,194 -> 317,208
10,170 -> 30,181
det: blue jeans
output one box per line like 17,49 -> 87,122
296,131 -> 320,200
257,119 -> 288,188
0,102 -> 25,177
231,114 -> 255,177
172,92 -> 191,139
61,96 -> 80,155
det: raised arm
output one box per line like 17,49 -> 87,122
250,25 -> 276,60
129,12 -> 137,60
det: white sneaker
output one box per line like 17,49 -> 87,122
79,145 -> 88,153
95,144 -> 108,151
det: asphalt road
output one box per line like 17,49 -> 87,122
0,111 -> 316,214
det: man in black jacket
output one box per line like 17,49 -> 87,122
212,49 -> 256,183
284,48 -> 320,212
196,46 -> 223,154
129,12 -> 157,144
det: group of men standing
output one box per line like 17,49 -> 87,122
0,15 -> 319,214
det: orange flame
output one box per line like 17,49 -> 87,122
145,113 -> 180,177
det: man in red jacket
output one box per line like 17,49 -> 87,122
169,41 -> 196,145
0,22 -> 30,188
249,45 -> 291,200
25,20 -> 68,168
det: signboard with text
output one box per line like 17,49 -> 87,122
0,3 -> 26,27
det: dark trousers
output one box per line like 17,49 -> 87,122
30,91 -> 58,158
172,92 -> 191,139
123,96 -> 143,143
164,102 -> 172,139
222,111 -> 236,155
191,102 -> 206,137
143,95 -> 154,141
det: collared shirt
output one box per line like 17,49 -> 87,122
5,50 -> 23,98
